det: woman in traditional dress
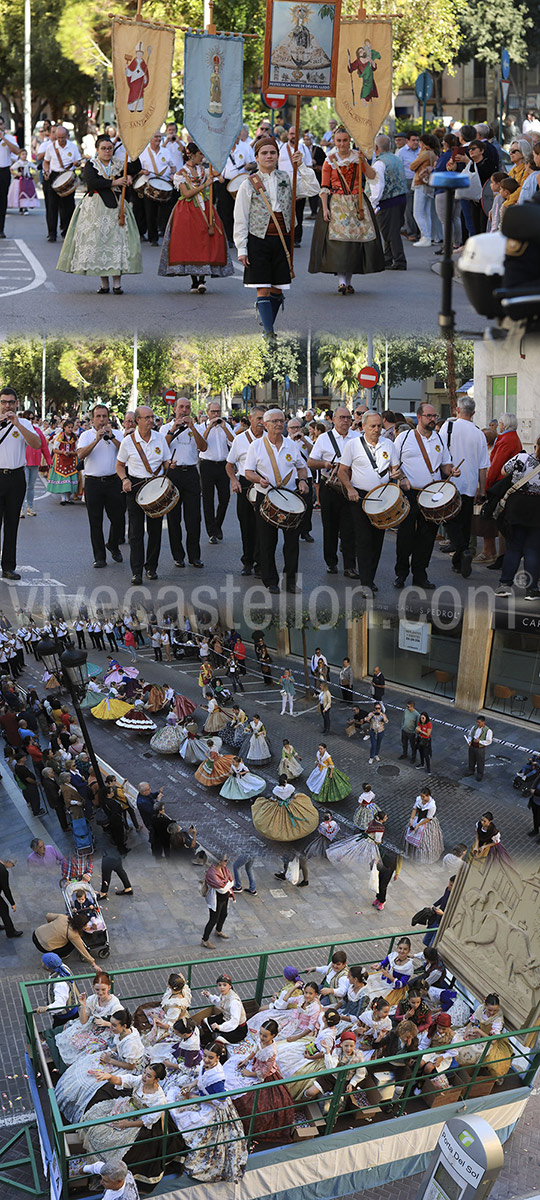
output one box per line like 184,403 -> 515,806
451,994 -> 513,1078
355,997 -> 392,1056
174,693 -> 197,721
133,972 -> 192,1044
203,693 -> 233,735
338,965 -> 370,1024
150,713 -> 184,754
46,418 -> 79,504
393,987 -> 432,1034
55,1008 -> 144,1123
158,142 -> 233,293
308,125 -> 384,294
247,966 -> 304,1036
306,744 -> 351,803
279,738 -> 303,780
252,777 -> 319,842
219,756 -> 266,801
54,971 -> 123,1066
90,692 -> 132,721
417,1013 -> 458,1085
228,1019 -> 295,1143
57,134 -> 141,294
305,811 -> 340,858
164,1044 -> 248,1182
471,812 -> 512,863
241,715 -> 271,765
274,1008 -> 342,1102
180,721 -> 221,765
8,150 -> 40,212
403,790 -> 444,864
259,980 -> 322,1044
221,706 -> 249,749
194,742 -> 235,787
116,700 -> 157,734
81,1062 -> 169,1185
200,974 -> 248,1047
159,1017 -> 202,1070
353,784 -> 377,829
357,936 -> 415,1006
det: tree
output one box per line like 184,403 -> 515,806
194,336 -> 268,402
342,0 -> 464,88
317,337 -> 368,399
316,335 -> 474,400
456,0 -> 533,68
0,0 -> 94,130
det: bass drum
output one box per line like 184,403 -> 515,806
52,170 -> 77,196
260,486 -> 306,530
136,476 -> 179,518
417,480 -> 462,524
362,483 -> 410,529
145,177 -> 174,203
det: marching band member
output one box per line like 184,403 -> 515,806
278,125 -> 313,248
284,418 -> 315,542
338,412 -> 398,593
393,403 -> 460,590
234,136 -> 300,337
158,142 -> 232,292
138,132 -> 175,246
0,115 -> 23,238
161,121 -> 185,173
244,408 -> 308,595
439,394 -> 490,578
0,387 -> 41,580
116,405 -> 171,585
219,132 -> 256,246
42,125 -> 81,243
162,396 -> 206,569
76,403 -> 124,567
308,406 -> 359,577
57,134 -> 141,294
196,401 -> 234,544
308,125 -> 384,294
225,406 -> 265,576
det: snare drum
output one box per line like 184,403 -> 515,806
362,483 -> 410,529
52,170 -> 77,196
417,480 -> 462,524
132,172 -> 148,198
136,476 -> 179,519
260,486 -> 306,530
145,177 -> 174,203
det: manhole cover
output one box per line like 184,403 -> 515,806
376,765 -> 400,777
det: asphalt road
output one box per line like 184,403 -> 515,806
0,205 -> 484,337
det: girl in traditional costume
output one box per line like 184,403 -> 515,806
158,143 -> 233,293
219,756 -> 266,801
194,742 -> 235,787
306,743 -> 351,803
252,777 -> 318,841
305,811 -> 340,858
46,418 -> 79,503
308,126 -> 384,294
403,790 -> 444,863
240,715 -> 271,765
279,737 -> 303,779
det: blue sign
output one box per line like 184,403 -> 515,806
285,374 -> 290,391
501,48 -> 510,80
415,71 -> 433,102
242,385 -> 251,402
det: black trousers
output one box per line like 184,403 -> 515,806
0,895 -> 18,935
215,182 -> 235,245
351,495 -> 385,585
126,484 -> 163,577
295,197 -> 306,244
132,191 -> 147,237
0,468 -> 26,572
47,173 -> 75,238
445,494 -> 474,568
299,478 -> 314,536
23,784 -> 41,816
84,474 -> 124,563
321,704 -> 331,732
255,503 -> 300,587
320,483 -> 356,570
76,631 -> 86,649
166,465 -> 201,564
376,865 -> 394,905
144,193 -> 175,242
236,480 -> 259,567
101,853 -> 132,892
401,730 -> 416,757
377,200 -> 407,267
106,634 -> 117,651
203,892 -> 229,941
395,489 -> 438,583
0,166 -> 10,235
468,744 -> 486,780
530,799 -> 540,834
200,460 -> 230,538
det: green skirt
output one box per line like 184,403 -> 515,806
318,768 -> 351,804
57,193 -> 142,277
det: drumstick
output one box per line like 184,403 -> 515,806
453,458 -> 465,471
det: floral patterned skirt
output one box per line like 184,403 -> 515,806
57,194 -> 142,276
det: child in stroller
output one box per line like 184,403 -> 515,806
62,877 -> 110,959
513,752 -> 540,795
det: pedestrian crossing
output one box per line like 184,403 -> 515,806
0,238 -> 46,297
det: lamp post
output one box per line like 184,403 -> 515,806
37,636 -> 105,790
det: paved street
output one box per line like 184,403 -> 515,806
0,206 -> 483,337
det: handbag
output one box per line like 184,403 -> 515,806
368,861 -> 379,892
464,159 -> 482,201
285,856 -> 300,885
405,825 -> 424,848
328,193 -> 377,242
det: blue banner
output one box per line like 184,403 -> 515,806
183,31 -> 244,174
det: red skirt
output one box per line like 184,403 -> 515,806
233,1068 -> 295,1143
167,199 -> 228,267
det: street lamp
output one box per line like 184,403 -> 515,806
37,636 -> 105,790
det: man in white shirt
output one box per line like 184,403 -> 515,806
77,404 -> 124,568
0,116 -> 23,238
42,125 -> 81,241
278,126 -> 311,246
139,133 -> 175,245
439,394 -> 490,578
161,122 -> 184,172
308,406 -> 359,577
338,412 -> 398,591
393,403 -> 460,589
396,131 -> 420,238
226,406 -> 265,575
116,405 -> 171,584
286,417 -> 314,542
162,396 -> 207,568
0,387 -> 41,579
82,1159 -> 139,1200
196,401 -> 234,543
244,408 -> 308,593
465,717 -> 493,781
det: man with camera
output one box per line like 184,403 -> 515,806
77,404 -> 124,568
162,396 -> 207,568
0,387 -> 41,580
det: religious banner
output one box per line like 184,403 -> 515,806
112,17 -> 175,161
183,32 -> 244,174
335,18 -> 392,151
263,0 -> 342,98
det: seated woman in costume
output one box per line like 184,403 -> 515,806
261,979 -> 323,1042
451,993 -> 513,1078
247,965 -> 304,1035
274,1007 -> 342,1101
355,997 -> 392,1056
227,1019 -> 295,1143
358,936 -> 415,1004
55,1008 -> 144,1124
200,974 -> 248,1047
337,965 -> 370,1023
164,1043 -> 248,1182
133,972 -> 192,1045
417,1013 -> 458,1085
81,1062 -> 170,1187
52,971 -> 123,1066
393,986 -> 432,1033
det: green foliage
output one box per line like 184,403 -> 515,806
342,0 -> 464,87
456,0 -> 533,67
0,0 -> 94,130
316,334 -> 474,397
193,336 -> 269,400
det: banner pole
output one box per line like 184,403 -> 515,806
208,165 -> 215,234
289,98 -> 301,264
118,150 -> 129,226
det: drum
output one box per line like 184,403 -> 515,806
417,480 -> 462,524
321,467 -> 348,499
52,170 -> 77,196
132,173 -> 148,198
362,483 -> 410,529
227,172 -> 249,194
145,177 -> 174,203
136,476 -> 179,519
260,486 -> 306,530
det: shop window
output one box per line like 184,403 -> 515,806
289,620 -> 348,668
486,629 -> 540,722
367,613 -> 461,699
490,375 -> 517,420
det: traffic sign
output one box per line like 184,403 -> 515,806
358,365 -> 380,388
285,374 -> 290,392
500,80 -> 510,107
501,48 -> 510,80
163,389 -> 177,405
262,91 -> 287,109
242,385 -> 252,402
415,71 -> 433,102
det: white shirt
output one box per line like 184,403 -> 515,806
234,169 -> 286,257
77,428 -> 120,476
0,418 -> 36,469
82,1162 -> 134,1198
161,420 -> 199,467
313,428 -> 359,465
223,141 -> 256,180
44,139 -> 81,171
396,144 -> 418,180
394,428 -> 451,489
278,141 -> 311,175
227,429 -> 258,476
244,434 -> 305,489
467,724 -> 493,746
139,144 -> 174,178
340,435 -> 397,491
368,159 -> 385,208
161,139 -> 184,172
273,782 -> 295,800
313,964 -> 348,998
196,420 -> 233,462
0,131 -> 20,168
116,429 -> 170,479
438,418 -> 490,497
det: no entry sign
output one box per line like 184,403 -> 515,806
357,365 -> 380,389
163,389 -> 177,405
262,91 -> 287,109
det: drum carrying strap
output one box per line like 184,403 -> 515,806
360,435 -> 389,476
414,429 -> 436,478
249,175 -> 295,279
263,437 -> 293,488
129,432 -> 166,479
147,148 -> 167,178
327,430 -> 342,462
54,144 -> 66,171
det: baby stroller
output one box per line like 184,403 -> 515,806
61,876 -> 110,959
513,753 -> 540,796
71,816 -> 94,855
